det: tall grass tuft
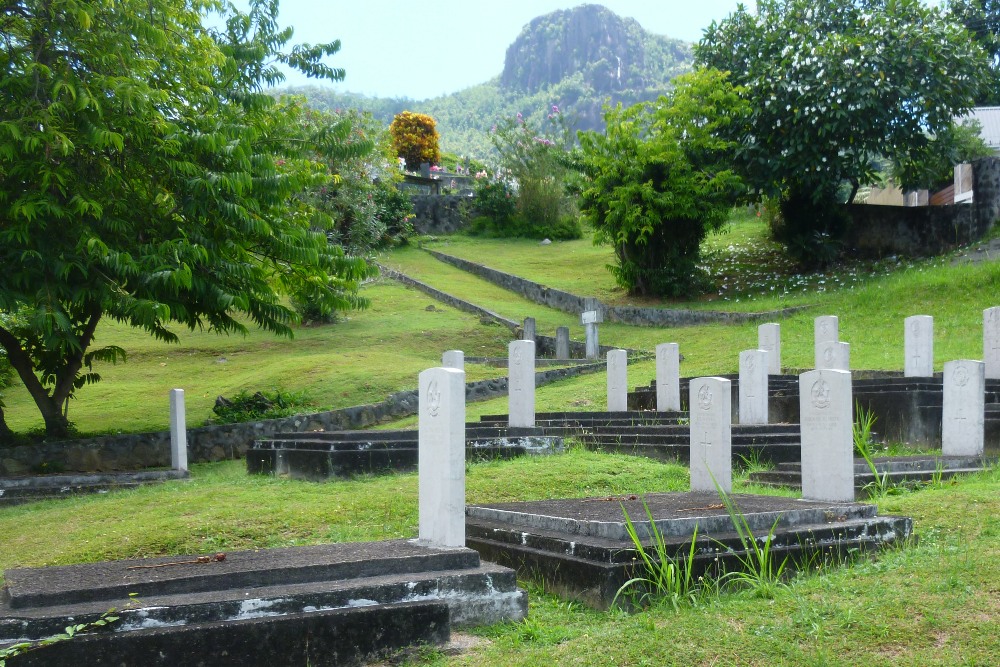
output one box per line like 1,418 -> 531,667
613,498 -> 701,611
713,483 -> 789,599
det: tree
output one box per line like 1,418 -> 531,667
389,111 -> 441,170
950,0 -> 1000,105
0,0 -> 375,440
697,0 -> 990,264
577,69 -> 746,297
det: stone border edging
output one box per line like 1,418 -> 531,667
376,263 -> 647,359
425,249 -> 805,326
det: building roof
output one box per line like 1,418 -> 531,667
962,107 -> 1000,149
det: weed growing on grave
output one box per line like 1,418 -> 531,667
613,498 -> 703,612
735,448 -> 772,479
712,483 -> 789,599
853,403 -> 904,500
0,609 -> 119,665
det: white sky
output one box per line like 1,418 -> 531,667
253,1 -> 754,99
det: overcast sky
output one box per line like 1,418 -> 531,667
245,1 -> 753,100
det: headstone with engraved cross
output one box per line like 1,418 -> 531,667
799,369 -> 853,502
607,349 -> 628,412
656,343 -> 681,412
739,349 -> 769,425
418,366 -> 466,548
508,340 -> 535,427
943,359 -> 985,456
984,307 -> 1000,380
689,377 -> 732,492
904,315 -> 933,377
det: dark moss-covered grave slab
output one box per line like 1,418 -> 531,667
247,425 -> 561,481
466,491 -> 912,609
749,454 -> 998,491
0,540 -> 526,666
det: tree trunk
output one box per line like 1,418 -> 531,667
0,405 -> 14,445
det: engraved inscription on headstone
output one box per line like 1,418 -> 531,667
689,377 -> 732,493
904,315 -> 933,377
418,367 -> 466,548
943,359 -> 984,456
508,340 -> 535,427
656,343 -> 681,412
799,369 -> 853,502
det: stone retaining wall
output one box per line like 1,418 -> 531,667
425,250 -> 802,326
409,195 -> 474,235
844,156 -> 1000,257
0,363 -> 606,475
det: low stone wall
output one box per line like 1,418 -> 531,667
426,250 -> 802,326
0,362 -> 607,475
409,195 -> 474,235
844,156 -> 1000,257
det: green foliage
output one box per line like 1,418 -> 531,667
469,176 -> 518,231
210,389 -> 314,424
389,111 -> 441,170
485,108 -> 582,240
890,119 -> 994,191
697,0 -> 991,263
950,0 -> 1000,105
0,609 -> 119,665
713,484 -> 789,599
614,499 -> 703,611
0,0 -> 376,440
577,69 -> 746,297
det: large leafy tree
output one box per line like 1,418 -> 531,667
577,69 -> 746,297
697,0 -> 990,263
950,0 -> 1000,105
0,0 -> 375,439
389,111 -> 441,170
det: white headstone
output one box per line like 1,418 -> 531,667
942,360 -> 985,457
584,323 -> 600,360
758,323 -> 781,375
607,349 -> 628,412
508,340 -> 535,427
555,326 -> 570,360
985,307 -> 1000,380
815,315 -> 839,348
655,343 -> 681,412
418,367 -> 466,548
904,315 -> 933,377
522,317 -> 536,343
799,370 -> 854,502
689,377 -> 732,493
739,350 -> 769,425
169,389 -> 188,472
816,340 -> 850,371
442,350 -> 464,370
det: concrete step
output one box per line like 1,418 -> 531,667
583,441 -> 802,465
749,456 -> 997,490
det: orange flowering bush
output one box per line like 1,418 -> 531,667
389,111 -> 440,170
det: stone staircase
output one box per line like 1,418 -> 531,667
478,411 -> 803,465
0,470 -> 189,507
247,425 -> 562,481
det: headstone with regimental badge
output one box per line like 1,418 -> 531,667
508,340 -> 535,427
904,315 -> 933,377
942,360 -> 985,456
799,369 -> 853,502
606,350 -> 628,412
655,343 -> 680,412
418,366 -> 466,547
739,350 -> 769,425
816,340 -> 850,371
689,377 -> 732,493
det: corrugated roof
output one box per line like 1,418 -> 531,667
962,107 -> 1000,149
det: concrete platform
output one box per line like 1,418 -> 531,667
1,540 -> 527,665
465,492 -> 912,609
749,455 -> 998,491
0,470 -> 189,507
